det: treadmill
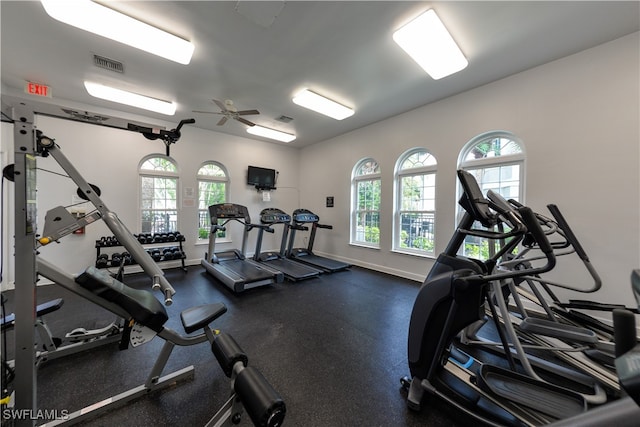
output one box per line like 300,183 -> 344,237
253,208 -> 322,281
285,208 -> 351,273
201,203 -> 283,292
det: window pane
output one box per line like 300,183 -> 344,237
355,211 -> 380,243
467,164 -> 520,203
464,137 -> 522,161
401,174 -> 435,211
400,151 -> 437,170
356,159 -> 380,176
141,210 -> 177,234
399,212 -> 434,252
141,157 -> 177,172
198,163 -> 226,177
357,179 -> 380,211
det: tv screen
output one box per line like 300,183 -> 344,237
247,166 -> 277,189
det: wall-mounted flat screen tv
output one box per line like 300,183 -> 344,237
247,165 -> 277,190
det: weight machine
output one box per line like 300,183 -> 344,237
3,101 -> 286,426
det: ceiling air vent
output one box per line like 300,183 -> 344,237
276,115 -> 293,123
93,54 -> 124,73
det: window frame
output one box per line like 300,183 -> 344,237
197,161 -> 229,242
350,158 -> 381,249
138,154 -> 180,235
393,148 -> 437,257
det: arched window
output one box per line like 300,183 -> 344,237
139,155 -> 179,234
197,162 -> 228,240
457,131 -> 525,259
351,158 -> 381,247
458,131 -> 524,201
394,148 -> 437,255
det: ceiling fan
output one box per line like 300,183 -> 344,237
193,99 -> 259,127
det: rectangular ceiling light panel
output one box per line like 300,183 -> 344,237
393,9 -> 467,80
292,89 -> 354,120
84,82 -> 176,115
41,0 -> 194,64
247,125 -> 296,143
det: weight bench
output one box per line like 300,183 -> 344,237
1,298 -> 64,331
40,266 -> 285,427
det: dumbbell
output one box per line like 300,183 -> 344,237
110,253 -> 123,266
96,254 -> 109,268
122,252 -> 133,265
166,232 -> 176,242
150,249 -> 162,261
161,247 -> 173,260
174,232 -> 183,241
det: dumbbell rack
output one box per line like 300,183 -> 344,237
95,232 -> 187,272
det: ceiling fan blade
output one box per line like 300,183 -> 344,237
217,116 -> 228,126
212,99 -> 227,111
236,117 -> 256,127
236,109 -> 260,116
193,110 -> 224,114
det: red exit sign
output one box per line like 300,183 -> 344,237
25,81 -> 51,97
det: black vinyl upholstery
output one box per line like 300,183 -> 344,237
76,266 -> 168,332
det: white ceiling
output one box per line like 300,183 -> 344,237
1,1 -> 639,147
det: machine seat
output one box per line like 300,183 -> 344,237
181,303 -> 227,334
76,266 -> 168,332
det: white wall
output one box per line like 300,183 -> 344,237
298,33 -> 640,305
32,115 -> 301,277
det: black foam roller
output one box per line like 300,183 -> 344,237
235,366 -> 286,427
210,332 -> 247,377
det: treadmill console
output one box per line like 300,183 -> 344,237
292,209 -> 319,224
260,208 -> 291,225
209,203 -> 251,223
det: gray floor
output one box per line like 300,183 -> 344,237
2,265 -> 467,426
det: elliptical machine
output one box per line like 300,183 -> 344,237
403,169 -> 589,426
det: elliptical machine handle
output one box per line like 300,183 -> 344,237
518,206 -> 554,257
546,204 -> 589,260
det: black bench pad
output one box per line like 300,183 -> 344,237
181,303 -> 227,334
1,298 -> 64,331
76,266 -> 168,333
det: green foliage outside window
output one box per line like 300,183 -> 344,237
198,164 -> 227,240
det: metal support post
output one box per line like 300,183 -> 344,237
11,105 -> 37,427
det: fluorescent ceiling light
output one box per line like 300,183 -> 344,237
84,82 -> 176,115
292,89 -> 354,120
40,0 -> 194,64
393,9 -> 468,80
247,125 -> 296,143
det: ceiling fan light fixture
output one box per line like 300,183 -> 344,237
84,81 -> 176,115
393,9 -> 467,80
247,125 -> 296,143
40,0 -> 194,65
292,89 -> 354,120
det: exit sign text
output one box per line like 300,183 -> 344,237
25,82 -> 51,98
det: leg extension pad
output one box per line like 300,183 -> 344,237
211,332 -> 248,377
235,365 -> 286,427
